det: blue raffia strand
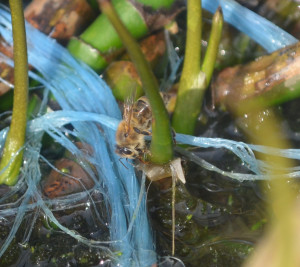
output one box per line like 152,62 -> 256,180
202,0 -> 298,53
0,6 -> 156,266
0,0 -> 299,265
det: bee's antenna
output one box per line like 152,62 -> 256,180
119,158 -> 128,169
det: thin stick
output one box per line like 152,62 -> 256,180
171,168 -> 176,256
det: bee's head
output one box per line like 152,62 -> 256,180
115,145 -> 135,159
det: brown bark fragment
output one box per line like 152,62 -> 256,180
25,0 -> 95,44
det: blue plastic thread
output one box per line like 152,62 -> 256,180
0,6 -> 156,266
202,0 -> 298,53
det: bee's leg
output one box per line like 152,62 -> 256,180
134,144 -> 145,159
142,130 -> 152,136
126,158 -> 139,167
133,144 -> 150,164
138,151 -> 151,164
138,156 -> 150,165
133,127 -> 151,136
134,145 -> 143,155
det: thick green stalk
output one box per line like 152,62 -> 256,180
98,0 -> 173,164
213,42 -> 300,111
69,0 -> 178,72
201,7 -> 223,86
0,0 -> 28,186
68,0 -> 148,72
136,0 -> 175,9
172,0 -> 204,135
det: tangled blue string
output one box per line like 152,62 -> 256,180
202,0 -> 298,53
0,5 -> 155,266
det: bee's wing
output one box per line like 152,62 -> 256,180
123,88 -> 137,131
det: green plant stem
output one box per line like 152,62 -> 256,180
172,0 -> 204,135
136,0 -> 175,9
68,0 -> 148,72
0,0 -> 28,186
201,7 -> 223,86
214,42 -> 300,111
98,0 -> 173,164
181,0 -> 202,78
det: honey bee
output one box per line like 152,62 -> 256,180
115,92 -> 175,160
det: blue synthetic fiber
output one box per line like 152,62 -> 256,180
0,6 -> 156,266
202,0 -> 298,53
176,134 -> 261,175
0,1 -> 300,266
160,30 -> 183,91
